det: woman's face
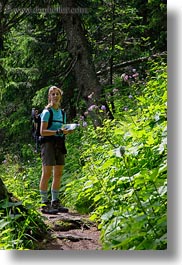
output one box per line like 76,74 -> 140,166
49,89 -> 62,106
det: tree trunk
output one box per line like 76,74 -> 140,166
0,177 -> 27,215
61,1 -> 101,102
0,177 -> 9,201
0,177 -> 20,203
61,1 -> 114,125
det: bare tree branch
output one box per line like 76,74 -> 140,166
96,51 -> 167,76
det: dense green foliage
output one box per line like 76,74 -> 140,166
64,61 -> 167,250
0,1 -> 167,250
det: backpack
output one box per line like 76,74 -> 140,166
31,107 -> 65,151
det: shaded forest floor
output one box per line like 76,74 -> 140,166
38,210 -> 102,250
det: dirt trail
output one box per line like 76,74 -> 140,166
39,211 -> 102,250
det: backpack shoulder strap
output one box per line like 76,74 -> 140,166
47,108 -> 53,129
46,108 -> 65,128
61,109 -> 66,124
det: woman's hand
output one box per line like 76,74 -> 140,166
63,129 -> 74,135
56,128 -> 74,135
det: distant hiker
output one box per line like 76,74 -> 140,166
31,108 -> 40,152
39,86 -> 73,214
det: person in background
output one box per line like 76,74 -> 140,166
31,108 -> 40,152
39,86 -> 73,214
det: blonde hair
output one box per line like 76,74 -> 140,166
45,86 -> 63,109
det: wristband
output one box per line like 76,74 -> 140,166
56,129 -> 63,135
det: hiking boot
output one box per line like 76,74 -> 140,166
51,199 -> 69,213
41,201 -> 59,214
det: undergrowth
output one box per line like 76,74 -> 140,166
0,61 -> 167,250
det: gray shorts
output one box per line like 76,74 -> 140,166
41,141 -> 65,166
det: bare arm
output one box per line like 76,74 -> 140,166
40,122 -> 73,136
40,122 -> 56,136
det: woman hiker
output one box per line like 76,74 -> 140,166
39,86 -> 73,214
